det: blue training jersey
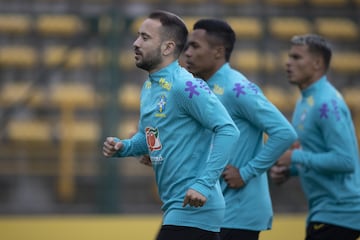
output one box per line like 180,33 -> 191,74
208,63 -> 297,231
291,76 -> 360,230
116,61 -> 240,232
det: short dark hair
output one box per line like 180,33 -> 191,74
193,19 -> 236,61
148,10 -> 188,57
291,34 -> 332,71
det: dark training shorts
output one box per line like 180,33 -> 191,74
220,228 -> 260,240
306,222 -> 360,240
156,225 -> 221,240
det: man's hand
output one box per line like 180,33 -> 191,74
222,165 -> 245,188
277,149 -> 293,167
139,155 -> 152,167
270,164 -> 290,185
103,137 -> 123,157
270,144 -> 297,185
182,189 -> 206,208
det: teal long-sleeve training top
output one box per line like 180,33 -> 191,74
208,63 -> 297,231
115,61 -> 240,232
290,76 -> 360,231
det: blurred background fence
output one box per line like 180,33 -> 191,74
0,0 -> 359,217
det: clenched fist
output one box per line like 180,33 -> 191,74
103,137 -> 123,157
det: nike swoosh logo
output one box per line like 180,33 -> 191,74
313,224 -> 325,230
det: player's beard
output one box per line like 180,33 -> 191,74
136,45 -> 162,72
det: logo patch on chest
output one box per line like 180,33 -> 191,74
155,95 -> 167,118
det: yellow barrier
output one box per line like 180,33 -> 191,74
0,214 -> 306,240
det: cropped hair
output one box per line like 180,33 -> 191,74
193,19 -> 236,61
148,10 -> 188,57
291,34 -> 332,71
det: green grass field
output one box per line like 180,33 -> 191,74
0,214 -> 306,240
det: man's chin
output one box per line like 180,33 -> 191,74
135,61 -> 143,68
185,65 -> 195,73
288,79 -> 298,86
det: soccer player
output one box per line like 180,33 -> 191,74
102,10 -> 240,240
183,18 -> 298,240
270,34 -> 360,240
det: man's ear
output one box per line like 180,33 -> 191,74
214,45 -> 225,59
312,54 -> 323,71
162,41 -> 176,56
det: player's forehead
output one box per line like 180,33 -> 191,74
138,18 -> 162,39
289,45 -> 310,55
188,29 -> 211,44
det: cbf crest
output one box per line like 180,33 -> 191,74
155,95 -> 167,118
297,109 -> 307,131
145,127 -> 162,152
157,95 -> 167,113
